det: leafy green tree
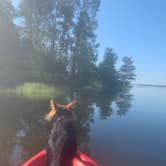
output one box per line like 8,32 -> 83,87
0,0 -> 18,56
16,0 -> 102,86
18,0 -> 78,83
1,0 -> 137,94
99,48 -> 119,92
0,0 -> 25,86
71,0 -> 100,86
119,56 -> 136,91
19,0 -> 49,47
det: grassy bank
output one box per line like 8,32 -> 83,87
15,82 -> 57,98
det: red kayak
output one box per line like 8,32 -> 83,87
22,149 -> 99,166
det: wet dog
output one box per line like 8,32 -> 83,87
45,100 -> 77,166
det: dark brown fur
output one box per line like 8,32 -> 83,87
46,101 -> 77,166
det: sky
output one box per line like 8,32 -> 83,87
12,0 -> 166,84
97,0 -> 166,84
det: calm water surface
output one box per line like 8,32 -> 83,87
0,86 -> 166,166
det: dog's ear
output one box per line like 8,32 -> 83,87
66,99 -> 76,110
50,99 -> 58,111
45,99 -> 58,121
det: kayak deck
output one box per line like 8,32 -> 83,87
22,149 -> 99,166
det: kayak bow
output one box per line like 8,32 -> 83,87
22,149 -> 99,166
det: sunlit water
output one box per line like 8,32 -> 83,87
0,86 -> 166,166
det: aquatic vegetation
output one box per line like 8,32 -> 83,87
15,83 -> 57,99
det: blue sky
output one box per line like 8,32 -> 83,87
12,0 -> 20,8
13,0 -> 166,84
97,0 -> 166,84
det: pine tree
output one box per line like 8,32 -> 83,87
119,56 -> 136,91
71,0 -> 100,86
99,48 -> 119,92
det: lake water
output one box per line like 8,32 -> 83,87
0,86 -> 166,166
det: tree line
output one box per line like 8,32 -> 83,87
0,0 -> 136,93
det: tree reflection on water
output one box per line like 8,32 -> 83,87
0,87 -> 134,165
116,92 -> 133,116
95,95 -> 114,120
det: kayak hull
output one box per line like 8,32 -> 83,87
22,149 -> 99,166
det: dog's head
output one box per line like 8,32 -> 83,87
45,100 -> 77,166
45,99 -> 76,122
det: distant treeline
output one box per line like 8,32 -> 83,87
0,0 -> 136,93
137,84 -> 166,88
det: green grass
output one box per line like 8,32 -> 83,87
15,82 -> 57,99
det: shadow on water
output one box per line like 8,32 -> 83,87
0,87 -> 133,166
